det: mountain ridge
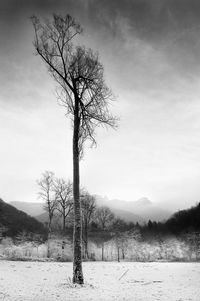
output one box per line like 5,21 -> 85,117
10,195 -> 171,223
94,195 -> 171,222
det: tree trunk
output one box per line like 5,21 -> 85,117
102,242 -> 104,261
122,248 -> 125,260
117,247 -> 120,262
85,223 -> 89,259
47,216 -> 52,258
72,96 -> 84,284
63,214 -> 66,234
84,241 -> 88,259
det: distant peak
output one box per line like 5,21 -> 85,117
135,197 -> 152,206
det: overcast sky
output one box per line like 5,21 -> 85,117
1,0 -> 200,210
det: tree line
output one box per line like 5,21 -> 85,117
37,171 -> 141,261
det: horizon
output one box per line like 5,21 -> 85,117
1,0 -> 200,212
5,195 -> 198,214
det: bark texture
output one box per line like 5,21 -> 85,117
72,97 -> 83,284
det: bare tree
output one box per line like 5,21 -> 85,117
0,225 -> 8,242
37,171 -> 57,257
112,221 -> 141,262
95,206 -> 115,231
184,232 -> 200,260
54,178 -> 73,233
31,14 -> 117,284
112,217 -> 127,262
95,206 -> 115,260
81,191 -> 96,259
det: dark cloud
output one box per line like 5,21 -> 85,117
1,0 -> 200,95
82,0 -> 200,74
2,0 -> 200,43
64,0 -> 200,42
2,0 -> 200,32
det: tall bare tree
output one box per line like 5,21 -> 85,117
81,191 -> 96,259
31,14 -> 117,284
54,178 -> 73,233
37,171 -> 57,257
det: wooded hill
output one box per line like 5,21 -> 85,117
141,202 -> 200,237
0,198 -> 45,238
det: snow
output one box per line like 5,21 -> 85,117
0,261 -> 199,300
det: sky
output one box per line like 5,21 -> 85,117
1,0 -> 200,210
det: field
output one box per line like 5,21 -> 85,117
0,261 -> 199,301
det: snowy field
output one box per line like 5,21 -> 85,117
0,261 -> 199,301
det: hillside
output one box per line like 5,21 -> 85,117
0,198 -> 45,237
10,201 -> 44,217
140,202 -> 200,238
165,202 -> 200,234
35,212 -> 48,223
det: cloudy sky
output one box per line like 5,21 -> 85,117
1,0 -> 200,210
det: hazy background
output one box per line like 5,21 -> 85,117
1,0 -> 200,210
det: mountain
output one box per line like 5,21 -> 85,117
95,196 -> 171,222
10,196 -> 171,225
10,201 -> 44,217
110,208 -> 144,224
35,212 -> 48,223
0,198 -> 45,237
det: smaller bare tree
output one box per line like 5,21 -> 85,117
54,178 -> 73,233
95,206 -> 115,260
37,171 -> 57,257
112,218 -> 127,262
95,206 -> 115,231
184,232 -> 200,260
113,226 -> 141,262
81,191 -> 96,259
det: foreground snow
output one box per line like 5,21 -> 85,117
0,261 -> 199,300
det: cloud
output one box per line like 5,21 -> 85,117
1,0 -> 200,208
1,0 -> 200,109
80,0 -> 200,78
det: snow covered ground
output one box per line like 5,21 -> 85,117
0,261 -> 199,300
